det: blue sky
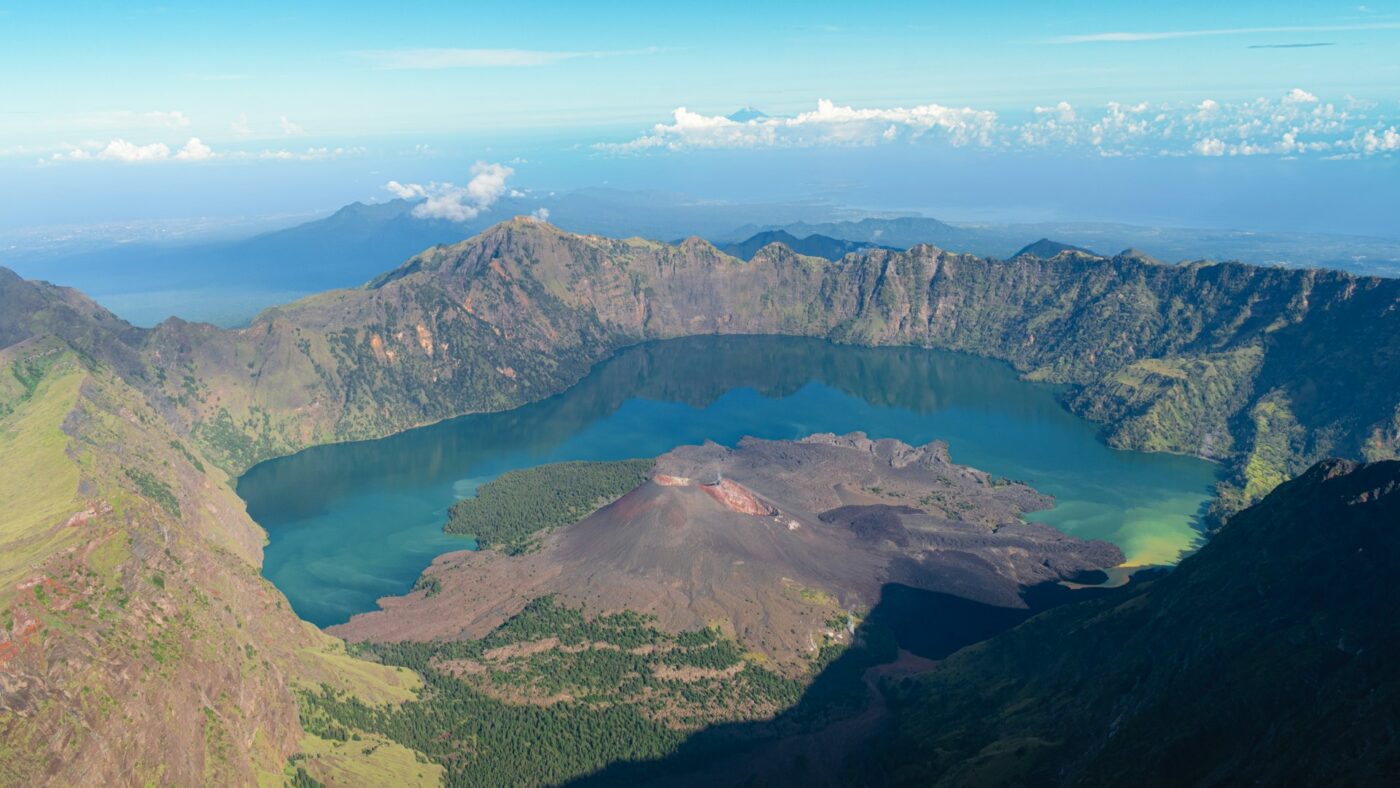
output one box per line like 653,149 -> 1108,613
2,1 -> 1398,235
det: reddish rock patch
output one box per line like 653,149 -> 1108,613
701,479 -> 777,516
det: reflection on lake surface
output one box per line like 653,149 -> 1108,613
238,336 -> 1218,627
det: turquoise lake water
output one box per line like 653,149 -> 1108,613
238,336 -> 1219,628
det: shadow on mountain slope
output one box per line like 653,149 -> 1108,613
568,578 -> 1118,787
573,459 -> 1400,786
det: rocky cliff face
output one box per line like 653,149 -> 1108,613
134,219 -> 1397,521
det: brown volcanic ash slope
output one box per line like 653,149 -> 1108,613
333,434 -> 1121,669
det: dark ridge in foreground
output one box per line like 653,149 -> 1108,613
572,458 -> 1400,785
874,457 -> 1400,786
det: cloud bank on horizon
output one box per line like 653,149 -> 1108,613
37,87 -> 1398,168
602,90 -> 1400,159
43,139 -> 367,165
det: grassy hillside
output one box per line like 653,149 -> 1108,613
0,342 -> 86,600
0,301 -> 431,786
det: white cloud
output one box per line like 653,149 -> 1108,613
52,138 -> 171,162
231,113 -> 251,136
1087,101 -> 1151,148
49,148 -> 92,162
1194,138 -> 1227,156
1085,92 -> 1353,157
358,46 -> 656,69
602,89 -> 1400,159
386,180 -> 425,199
385,161 -> 515,222
50,137 -> 213,163
1359,127 -> 1400,154
279,115 -> 305,135
42,138 -> 365,165
174,137 -> 214,161
529,208 -> 551,222
1035,101 -> 1077,123
1022,101 -> 1080,146
603,99 -> 998,152
253,145 -> 366,161
1283,88 -> 1318,104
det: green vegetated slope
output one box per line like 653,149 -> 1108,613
0,274 -> 434,786
127,220 -> 1399,523
444,459 -> 653,553
3,218 -> 1399,784
301,595 -> 817,786
869,458 -> 1400,786
0,340 -> 303,784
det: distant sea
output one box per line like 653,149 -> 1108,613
91,287 -> 312,327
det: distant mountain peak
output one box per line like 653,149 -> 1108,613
1014,238 -> 1097,259
1116,247 -> 1165,265
727,106 -> 769,122
718,229 -> 896,262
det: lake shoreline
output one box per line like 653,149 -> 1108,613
238,336 -> 1219,628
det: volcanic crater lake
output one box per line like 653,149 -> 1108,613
238,336 -> 1219,628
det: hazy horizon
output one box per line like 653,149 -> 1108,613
3,1 -> 1399,240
